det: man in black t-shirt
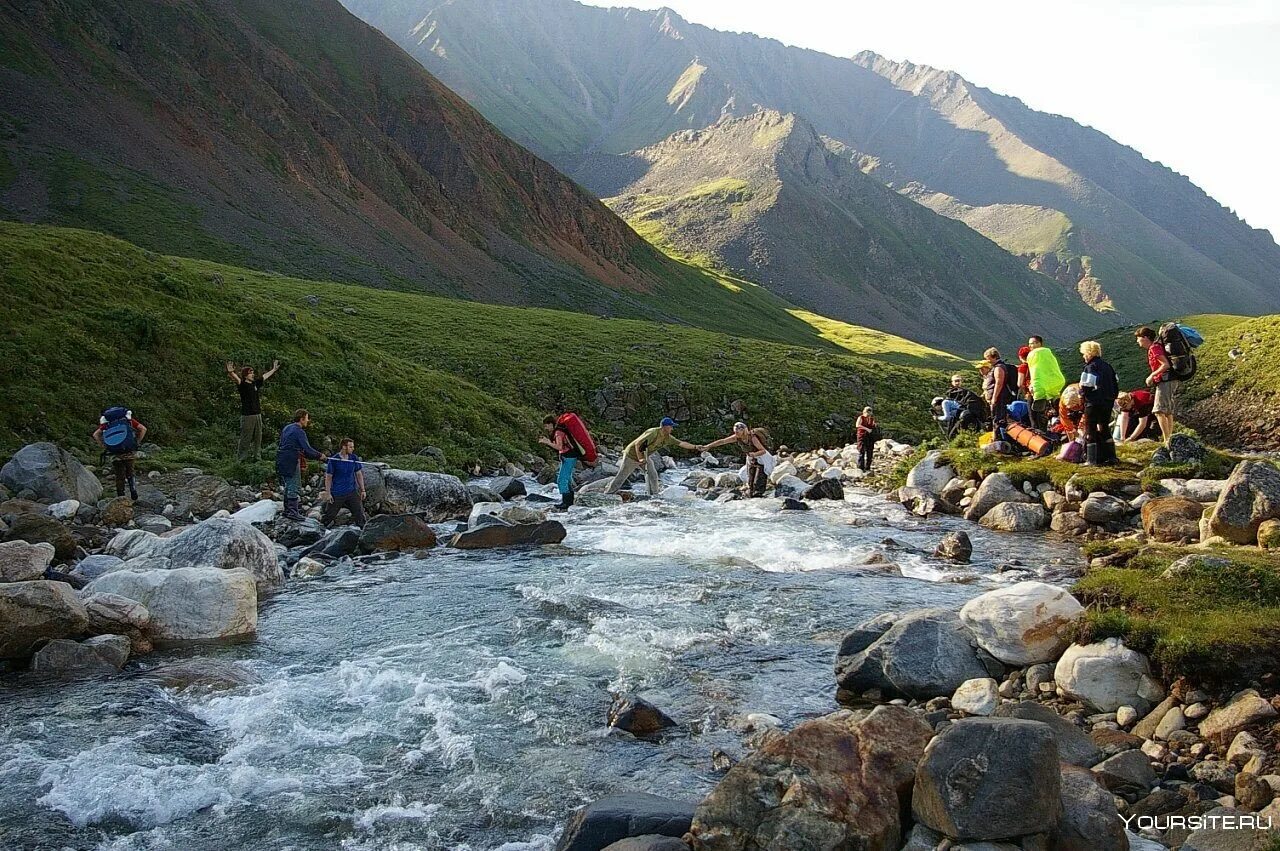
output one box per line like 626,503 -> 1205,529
226,359 -> 280,461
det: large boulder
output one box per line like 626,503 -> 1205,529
555,793 -> 695,851
906,451 -> 956,496
357,514 -> 438,554
933,531 -> 973,563
1080,494 -> 1130,524
803,477 -> 844,501
993,701 -> 1105,768
172,475 -> 238,520
959,581 -> 1084,665
86,567 -> 257,641
911,718 -> 1063,841
31,635 -> 130,676
687,706 -> 932,851
158,517 -> 283,592
83,592 -> 151,634
305,527 -> 361,560
0,539 -> 55,583
1053,764 -> 1130,851
1208,461 -> 1280,545
1054,639 -> 1165,713
380,470 -> 471,521
4,513 -> 76,562
0,442 -> 102,504
979,501 -> 1048,532
964,473 -> 1032,522
835,608 -> 990,700
0,580 -> 89,659
1142,496 -> 1205,543
104,529 -> 164,561
449,519 -> 567,550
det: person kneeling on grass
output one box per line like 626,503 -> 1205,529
321,438 -> 366,527
539,415 -> 582,510
277,409 -> 326,521
701,422 -> 774,497
606,417 -> 699,495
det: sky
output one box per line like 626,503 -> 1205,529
579,0 -> 1280,239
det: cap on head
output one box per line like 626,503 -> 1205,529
660,417 -> 676,427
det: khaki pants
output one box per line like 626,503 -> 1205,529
606,454 -> 661,495
238,414 -> 263,461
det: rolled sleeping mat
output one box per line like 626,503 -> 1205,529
1007,422 -> 1053,458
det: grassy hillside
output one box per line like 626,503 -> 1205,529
0,224 -> 950,475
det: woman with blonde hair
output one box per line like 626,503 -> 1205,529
1079,340 -> 1118,466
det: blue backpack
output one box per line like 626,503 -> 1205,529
101,407 -> 137,455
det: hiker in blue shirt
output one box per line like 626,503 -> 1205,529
321,437 -> 366,527
276,409 -> 325,520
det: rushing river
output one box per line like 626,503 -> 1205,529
0,468 -> 1083,851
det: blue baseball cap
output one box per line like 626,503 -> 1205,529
660,417 -> 677,427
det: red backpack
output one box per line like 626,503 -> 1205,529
557,412 -> 598,466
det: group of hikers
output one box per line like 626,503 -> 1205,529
934,324 -> 1199,466
86,322 -> 1197,523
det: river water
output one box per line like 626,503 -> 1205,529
0,469 -> 1082,850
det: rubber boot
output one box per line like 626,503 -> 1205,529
555,491 -> 574,511
1084,443 -> 1099,467
284,496 -> 304,521
128,478 -> 138,502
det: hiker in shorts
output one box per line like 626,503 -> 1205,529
1136,326 -> 1176,446
540,415 -> 582,510
1025,335 -> 1067,431
226,359 -> 280,461
701,422 -> 774,496
277,409 -> 326,521
92,408 -> 147,500
606,417 -> 698,495
321,438 -> 366,527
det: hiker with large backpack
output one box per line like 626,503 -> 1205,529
1026,335 -> 1067,431
701,421 -> 776,496
540,412 -> 597,510
983,347 -> 1018,429
226,359 -> 280,462
1136,325 -> 1179,447
276,409 -> 326,521
92,407 -> 147,500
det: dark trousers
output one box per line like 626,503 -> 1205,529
746,462 -> 767,497
321,491 -> 366,527
1083,403 -> 1116,464
112,456 -> 136,498
858,440 -> 874,472
1031,397 -> 1057,432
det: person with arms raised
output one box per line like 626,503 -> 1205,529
226,359 -> 280,462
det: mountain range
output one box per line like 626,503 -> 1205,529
345,0 -> 1280,341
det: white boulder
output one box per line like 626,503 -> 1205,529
86,567 -> 257,641
959,581 -> 1084,666
230,499 -> 280,524
951,678 -> 1000,716
1054,639 -> 1165,713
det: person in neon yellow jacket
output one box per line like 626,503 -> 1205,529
1025,335 -> 1066,431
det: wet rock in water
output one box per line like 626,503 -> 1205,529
0,442 -> 103,504
687,706 -> 931,851
780,497 -> 810,511
1208,460 -> 1280,545
449,519 -> 566,550
1054,638 -> 1165,714
608,694 -> 676,736
959,581 -> 1084,666
100,496 -> 134,527
4,513 -> 76,562
138,657 -> 261,690
357,514 -> 438,554
488,476 -> 527,499
835,608 -> 989,700
86,567 -> 257,640
906,451 -> 956,496
933,530 -> 972,562
305,527 -> 361,560
0,539 -> 55,583
601,836 -> 689,851
1199,689 -> 1278,742
1052,764 -> 1129,851
912,718 -> 1062,841
1142,495 -> 1205,543
772,475 -> 810,500
468,502 -> 546,527
31,634 -> 130,675
576,493 -> 624,508
467,483 -> 502,504
173,475 -> 238,519
292,557 -> 326,578
159,517 -> 283,592
273,517 -> 326,548
0,580 -> 89,659
964,473 -> 1032,522
994,702 -> 1104,768
979,501 -> 1048,532
555,793 -> 695,851
380,470 -> 471,521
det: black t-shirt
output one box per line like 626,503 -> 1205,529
238,377 -> 264,415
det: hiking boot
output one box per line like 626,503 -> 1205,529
554,491 -> 575,511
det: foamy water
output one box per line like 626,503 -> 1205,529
0,468 -> 1081,850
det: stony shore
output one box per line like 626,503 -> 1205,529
2,436 -> 1279,850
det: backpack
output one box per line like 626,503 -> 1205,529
101,407 -> 137,455
751,427 -> 774,451
556,412 -> 598,466
1158,323 -> 1198,381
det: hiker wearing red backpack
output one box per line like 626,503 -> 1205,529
93,408 -> 148,500
539,412 -> 597,510
1136,326 -> 1176,447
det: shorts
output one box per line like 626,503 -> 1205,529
1153,380 -> 1179,415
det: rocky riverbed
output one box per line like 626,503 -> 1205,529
1,438 -> 1277,850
